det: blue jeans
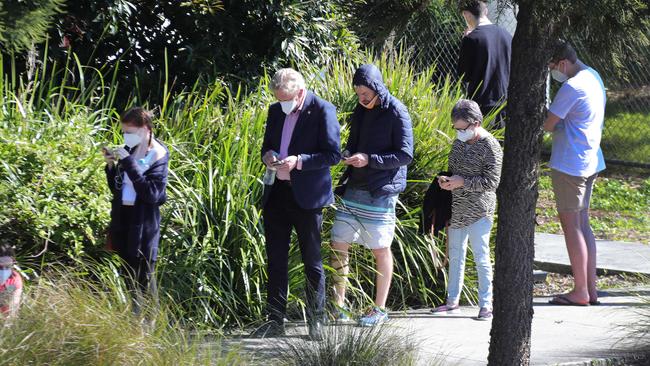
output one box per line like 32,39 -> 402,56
447,217 -> 493,308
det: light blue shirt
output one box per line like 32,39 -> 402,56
549,65 -> 606,177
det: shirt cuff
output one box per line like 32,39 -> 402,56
296,155 -> 303,170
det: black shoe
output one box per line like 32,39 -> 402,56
251,320 -> 285,338
308,320 -> 324,341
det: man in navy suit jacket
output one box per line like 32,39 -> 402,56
253,68 -> 340,340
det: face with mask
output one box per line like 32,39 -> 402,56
354,85 -> 378,109
453,119 -> 477,142
121,124 -> 149,149
0,256 -> 13,284
550,59 -> 569,83
274,88 -> 304,115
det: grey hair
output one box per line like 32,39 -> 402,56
451,99 -> 483,125
270,68 -> 305,95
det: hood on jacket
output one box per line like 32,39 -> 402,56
352,64 -> 391,110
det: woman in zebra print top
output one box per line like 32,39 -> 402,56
430,99 -> 503,320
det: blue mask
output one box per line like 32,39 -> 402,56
0,269 -> 11,284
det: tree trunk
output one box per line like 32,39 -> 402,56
488,2 -> 560,365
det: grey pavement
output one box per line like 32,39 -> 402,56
226,234 -> 650,365
231,288 -> 649,365
534,232 -> 650,275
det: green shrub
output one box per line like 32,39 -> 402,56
0,49 -> 489,328
0,107 -> 111,262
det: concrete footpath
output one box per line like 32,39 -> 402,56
229,234 -> 650,365
390,287 -> 650,365
233,288 -> 649,365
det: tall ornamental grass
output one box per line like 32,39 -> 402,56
274,325 -> 426,366
0,50 -> 489,328
0,262 -> 244,365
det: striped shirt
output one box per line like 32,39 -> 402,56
448,133 -> 503,228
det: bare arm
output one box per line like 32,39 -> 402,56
543,111 -> 562,132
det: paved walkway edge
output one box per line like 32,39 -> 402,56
558,353 -> 649,366
533,260 -> 648,277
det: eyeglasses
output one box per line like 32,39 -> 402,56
454,124 -> 474,132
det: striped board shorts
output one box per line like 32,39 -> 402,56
331,188 -> 398,249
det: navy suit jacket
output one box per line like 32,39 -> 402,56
261,91 -> 341,210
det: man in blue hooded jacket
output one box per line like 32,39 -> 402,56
330,64 -> 414,327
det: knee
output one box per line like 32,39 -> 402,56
373,248 -> 392,262
331,243 -> 350,260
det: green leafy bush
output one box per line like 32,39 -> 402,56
0,50 -> 489,328
0,110 -> 111,262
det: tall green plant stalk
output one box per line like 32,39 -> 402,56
0,49 -> 489,328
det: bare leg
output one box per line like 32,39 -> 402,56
558,211 -> 590,303
331,242 -> 350,307
372,247 -> 393,308
580,208 -> 598,302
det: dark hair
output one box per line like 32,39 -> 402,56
459,0 -> 488,18
0,219 -> 18,257
0,243 -> 15,258
121,107 -> 154,146
551,40 -> 578,64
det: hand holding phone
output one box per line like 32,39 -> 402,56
102,146 -> 117,165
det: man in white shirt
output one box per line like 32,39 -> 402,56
544,41 -> 606,306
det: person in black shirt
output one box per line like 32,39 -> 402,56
457,0 -> 512,128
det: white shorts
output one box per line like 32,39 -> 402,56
330,188 -> 398,250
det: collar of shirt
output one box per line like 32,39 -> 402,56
290,92 -> 307,115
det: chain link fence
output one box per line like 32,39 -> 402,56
394,2 -> 650,169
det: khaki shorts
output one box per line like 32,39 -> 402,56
550,169 -> 597,212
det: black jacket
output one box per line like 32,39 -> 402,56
420,172 -> 452,236
106,142 -> 169,261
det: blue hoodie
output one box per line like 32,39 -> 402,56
340,64 -> 414,197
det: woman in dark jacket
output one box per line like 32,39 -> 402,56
103,107 -> 169,309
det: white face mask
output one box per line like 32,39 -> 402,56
359,94 -> 378,109
551,61 -> 569,83
456,128 -> 476,142
280,99 -> 297,115
551,69 -> 568,83
0,268 -> 11,284
123,133 -> 142,148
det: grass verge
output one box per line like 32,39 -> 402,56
536,167 -> 650,244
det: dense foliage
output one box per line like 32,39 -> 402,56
0,49 -> 497,327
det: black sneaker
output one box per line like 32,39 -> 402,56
250,320 -> 285,338
308,320 -> 324,341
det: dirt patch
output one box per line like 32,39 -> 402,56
607,85 -> 650,103
534,273 -> 650,297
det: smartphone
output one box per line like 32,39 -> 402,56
102,144 -> 120,159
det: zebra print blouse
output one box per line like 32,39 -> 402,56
448,133 -> 503,228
